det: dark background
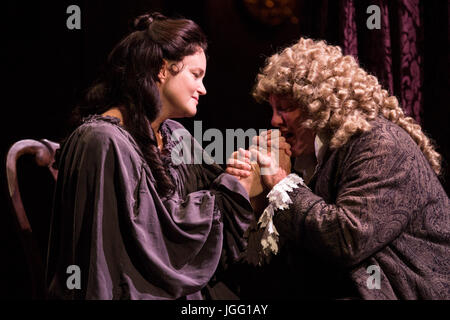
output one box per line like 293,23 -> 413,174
2,0 -> 448,299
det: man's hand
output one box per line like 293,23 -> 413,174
250,130 -> 292,190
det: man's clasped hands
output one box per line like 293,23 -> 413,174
226,130 -> 292,199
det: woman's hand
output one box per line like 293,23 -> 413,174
250,130 -> 292,190
226,148 -> 264,197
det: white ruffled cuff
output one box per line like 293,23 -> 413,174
258,173 -> 308,257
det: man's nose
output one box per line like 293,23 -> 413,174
271,112 -> 283,127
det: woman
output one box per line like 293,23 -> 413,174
228,38 -> 450,299
45,12 -> 254,300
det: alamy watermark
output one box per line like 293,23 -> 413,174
366,265 -> 381,290
170,121 -> 280,175
66,264 -> 81,289
66,5 -> 81,30
366,5 -> 381,30
65,5 -> 381,32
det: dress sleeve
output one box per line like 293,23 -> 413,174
211,173 -> 255,255
163,120 -> 255,266
108,135 -> 253,299
258,132 -> 419,268
186,164 -> 256,298
156,120 -> 256,297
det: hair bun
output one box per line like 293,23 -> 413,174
133,14 -> 152,31
132,12 -> 167,31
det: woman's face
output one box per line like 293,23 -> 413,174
158,49 -> 207,118
269,94 -> 315,157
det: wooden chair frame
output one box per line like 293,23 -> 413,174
6,139 -> 59,299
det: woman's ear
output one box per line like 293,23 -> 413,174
158,60 -> 169,84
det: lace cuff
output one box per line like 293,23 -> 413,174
258,173 -> 308,257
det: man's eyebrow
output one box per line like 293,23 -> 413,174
278,104 -> 294,110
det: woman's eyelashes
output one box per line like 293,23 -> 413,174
191,69 -> 204,79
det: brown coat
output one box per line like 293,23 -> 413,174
246,116 -> 450,299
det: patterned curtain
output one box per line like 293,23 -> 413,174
339,0 -> 422,124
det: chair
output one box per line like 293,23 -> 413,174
6,139 -> 60,299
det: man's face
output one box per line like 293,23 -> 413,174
269,94 -> 315,157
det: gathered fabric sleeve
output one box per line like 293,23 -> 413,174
197,163 -> 255,259
162,119 -> 255,264
204,170 -> 256,295
175,167 -> 255,299
160,120 -> 255,298
259,129 -> 426,268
